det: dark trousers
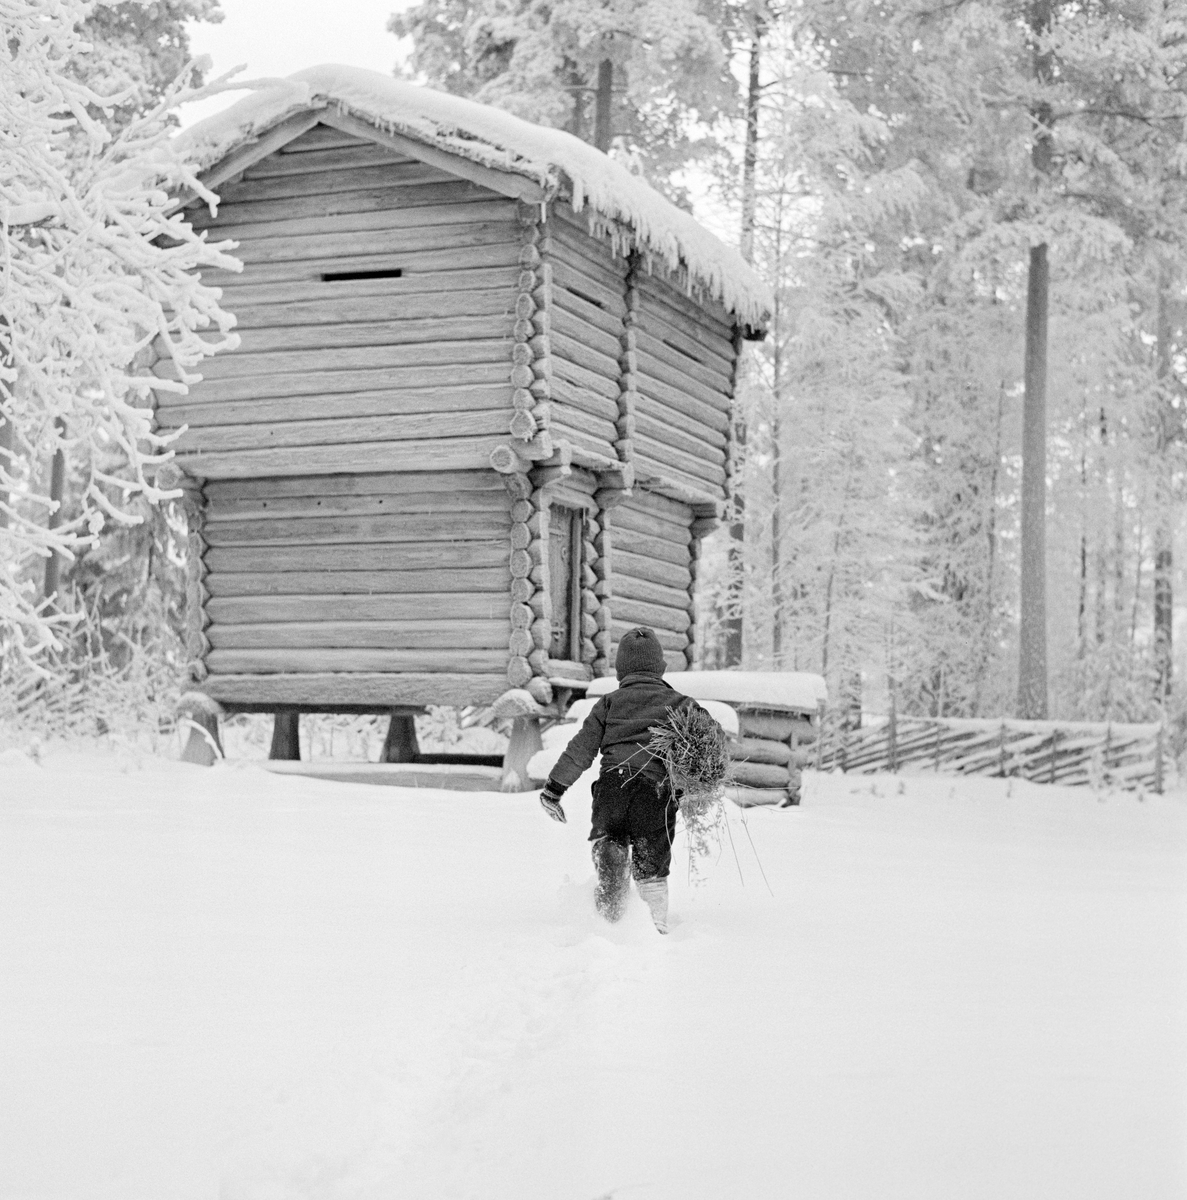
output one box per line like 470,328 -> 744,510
589,766 -> 676,880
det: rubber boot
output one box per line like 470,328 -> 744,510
636,876 -> 669,934
592,837 -> 630,922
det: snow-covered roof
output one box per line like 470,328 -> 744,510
588,671 -> 827,713
176,65 -> 772,328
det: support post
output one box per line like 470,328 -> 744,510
502,715 -> 543,791
270,711 -> 301,761
381,713 -> 419,763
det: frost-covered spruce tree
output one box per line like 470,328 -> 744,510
0,0 -> 238,668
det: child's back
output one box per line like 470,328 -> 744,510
538,627 -> 705,933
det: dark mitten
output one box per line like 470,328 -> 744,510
539,779 -> 567,823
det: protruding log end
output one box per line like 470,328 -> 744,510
490,444 -> 531,476
507,655 -> 533,688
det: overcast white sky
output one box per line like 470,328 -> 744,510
179,0 -> 414,127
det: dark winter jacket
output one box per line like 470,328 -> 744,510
546,673 -> 703,794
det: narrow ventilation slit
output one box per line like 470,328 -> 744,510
566,285 -> 605,310
663,336 -> 704,367
320,268 -> 403,282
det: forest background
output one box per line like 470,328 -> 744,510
2,0 -> 1186,751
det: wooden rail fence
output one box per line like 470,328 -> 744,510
815,714 -> 1169,793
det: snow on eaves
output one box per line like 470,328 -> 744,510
176,65 -> 773,328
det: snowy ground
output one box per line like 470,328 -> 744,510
1,751 -> 1184,1200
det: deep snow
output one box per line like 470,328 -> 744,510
1,752 -> 1184,1200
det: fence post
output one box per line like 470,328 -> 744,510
1049,728 -> 1058,785
887,704 -> 898,773
814,701 -> 826,772
998,721 -> 1007,778
934,722 -> 941,772
1105,722 -> 1113,787
1155,723 -> 1164,795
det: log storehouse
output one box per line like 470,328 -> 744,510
164,65 -> 771,773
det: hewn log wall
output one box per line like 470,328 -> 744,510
160,126 -> 525,480
610,487 -> 694,673
198,468 -> 511,704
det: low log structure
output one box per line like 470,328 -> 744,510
164,68 -> 769,772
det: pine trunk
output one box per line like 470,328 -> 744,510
1017,0 -> 1053,720
593,61 -> 613,153
722,17 -> 763,667
1153,271 -> 1174,704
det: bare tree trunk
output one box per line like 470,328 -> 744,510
1153,268 -> 1174,704
593,60 -> 613,153
1017,0 -> 1053,719
722,10 -> 765,667
1018,243 -> 1049,718
564,58 -> 587,141
43,419 -> 66,607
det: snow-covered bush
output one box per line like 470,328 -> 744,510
1,0 -> 238,671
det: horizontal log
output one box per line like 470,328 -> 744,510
739,712 -> 801,741
243,141 -> 416,179
635,309 -> 733,382
206,241 -> 524,290
192,180 -> 500,233
633,450 -> 724,505
162,384 -> 513,428
214,200 -> 518,253
729,760 -> 790,789
633,327 -> 733,394
170,410 -> 512,455
550,354 -> 621,403
610,621 -> 687,654
207,541 -> 508,575
625,487 -> 694,524
632,395 -> 727,457
232,219 -> 519,269
178,338 -> 511,383
613,549 -> 692,591
206,490 -> 507,523
725,785 -> 790,808
611,573 -> 690,612
206,648 -> 509,674
200,671 -> 509,707
636,370 -> 730,435
208,592 -> 510,624
208,618 -> 510,651
171,362 -> 511,406
547,376 -> 621,424
546,405 -> 617,446
204,469 -> 500,502
205,567 -> 510,597
635,271 -> 734,342
215,161 -> 459,205
602,523 -> 691,568
612,502 -> 691,545
732,737 -> 792,766
612,595 -> 690,634
549,426 -> 619,466
229,299 -> 516,342
549,328 -> 622,382
547,258 -> 627,317
216,266 -> 517,310
204,511 -> 509,548
546,219 -> 629,285
635,347 -> 732,419
547,303 -> 622,360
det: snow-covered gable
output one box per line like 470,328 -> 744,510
587,671 -> 827,715
177,65 -> 772,329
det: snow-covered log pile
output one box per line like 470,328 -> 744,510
819,715 -> 1171,793
587,671 -> 827,806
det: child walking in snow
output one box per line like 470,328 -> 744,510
538,626 -> 711,934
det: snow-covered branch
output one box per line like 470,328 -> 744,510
0,0 -> 242,666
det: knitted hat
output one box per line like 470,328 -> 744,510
615,626 -> 666,679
